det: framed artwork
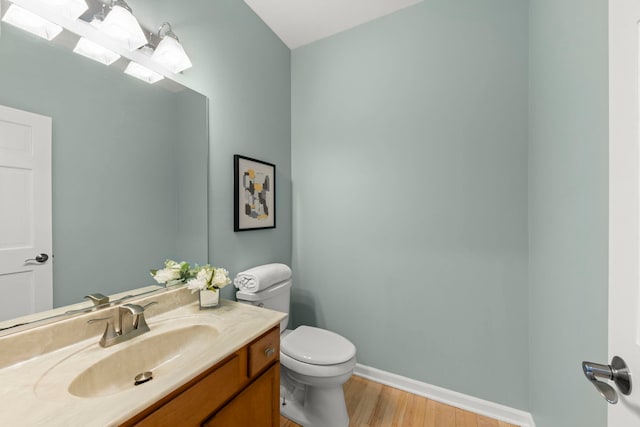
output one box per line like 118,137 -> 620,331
234,155 -> 276,231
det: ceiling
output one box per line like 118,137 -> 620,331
243,0 -> 424,49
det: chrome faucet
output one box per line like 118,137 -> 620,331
88,301 -> 157,347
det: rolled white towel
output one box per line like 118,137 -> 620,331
233,263 -> 292,293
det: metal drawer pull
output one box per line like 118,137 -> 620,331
264,347 -> 276,357
582,356 -> 632,404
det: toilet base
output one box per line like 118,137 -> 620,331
280,394 -> 308,426
280,375 -> 349,427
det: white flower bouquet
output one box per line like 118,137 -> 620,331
185,265 -> 231,293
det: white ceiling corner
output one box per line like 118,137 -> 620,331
243,0 -> 424,49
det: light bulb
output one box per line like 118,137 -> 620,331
100,5 -> 147,51
151,35 -> 192,73
124,62 -> 164,84
74,38 -> 121,65
1,4 -> 63,41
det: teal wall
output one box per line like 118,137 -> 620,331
0,0 -> 611,423
0,26 -> 208,306
528,0 -> 608,426
291,0 -> 530,410
134,0 -> 292,300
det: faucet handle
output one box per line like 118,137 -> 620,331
88,316 -> 112,324
88,316 -> 117,347
120,302 -> 157,333
84,293 -> 109,307
119,301 -> 157,314
142,301 -> 158,310
121,303 -> 145,315
136,302 -> 157,331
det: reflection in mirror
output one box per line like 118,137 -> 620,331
0,22 -> 208,331
0,284 -> 164,336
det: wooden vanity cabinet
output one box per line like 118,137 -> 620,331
203,363 -> 279,427
121,326 -> 280,427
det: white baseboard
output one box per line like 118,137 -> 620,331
353,364 -> 536,427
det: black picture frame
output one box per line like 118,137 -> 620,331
234,155 -> 276,231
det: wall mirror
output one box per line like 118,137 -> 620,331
0,18 -> 209,333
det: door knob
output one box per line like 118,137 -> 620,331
582,356 -> 632,404
24,253 -> 49,263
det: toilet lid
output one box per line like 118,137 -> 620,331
281,326 -> 356,365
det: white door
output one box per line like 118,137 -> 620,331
609,0 -> 640,424
0,105 -> 52,322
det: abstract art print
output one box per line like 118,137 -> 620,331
234,155 -> 276,231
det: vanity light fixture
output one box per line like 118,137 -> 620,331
150,22 -> 192,74
3,0 -> 194,82
124,61 -> 164,84
1,3 -> 62,41
38,0 -> 88,21
100,0 -> 147,51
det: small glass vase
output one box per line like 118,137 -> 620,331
199,289 -> 219,308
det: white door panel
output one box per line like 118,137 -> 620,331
0,104 -> 52,321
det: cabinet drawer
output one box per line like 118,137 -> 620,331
248,327 -> 279,378
132,349 -> 248,427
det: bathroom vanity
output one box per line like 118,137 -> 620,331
122,326 -> 280,427
0,287 -> 285,426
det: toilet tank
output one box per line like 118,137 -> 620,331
235,279 -> 291,331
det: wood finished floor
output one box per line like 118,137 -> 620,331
279,376 -> 519,427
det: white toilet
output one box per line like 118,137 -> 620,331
236,279 -> 356,427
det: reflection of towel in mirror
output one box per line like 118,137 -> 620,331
233,263 -> 292,293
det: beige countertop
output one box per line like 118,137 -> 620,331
0,289 -> 285,427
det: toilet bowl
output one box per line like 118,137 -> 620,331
279,326 -> 356,427
236,280 -> 357,427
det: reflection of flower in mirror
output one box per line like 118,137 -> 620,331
150,259 -> 194,286
150,259 -> 231,292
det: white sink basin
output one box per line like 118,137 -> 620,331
35,319 -> 219,400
